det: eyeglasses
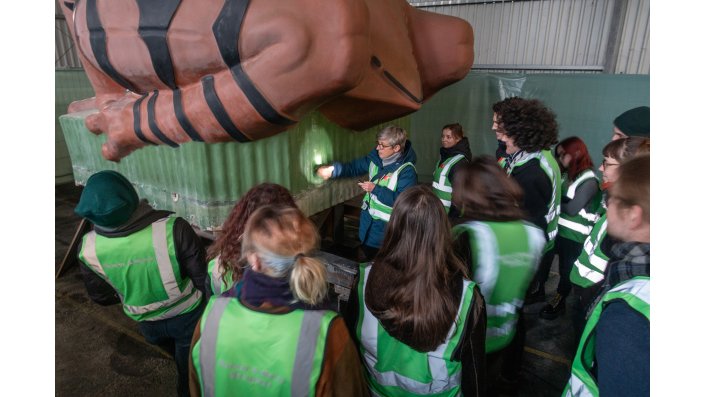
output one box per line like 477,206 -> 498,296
376,142 -> 393,149
601,159 -> 619,168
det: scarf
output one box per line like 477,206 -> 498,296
235,267 -> 307,310
587,241 -> 650,315
503,150 -> 537,175
382,151 -> 402,167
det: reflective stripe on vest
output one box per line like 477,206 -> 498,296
563,277 -> 650,397
80,217 -> 202,321
207,256 -> 233,296
565,170 -> 596,199
196,297 -> 335,397
559,170 -> 601,242
558,217 -> 592,236
570,216 -> 610,287
432,154 -> 465,211
452,220 -> 545,353
507,151 -> 560,250
365,162 -> 416,222
357,265 -> 473,396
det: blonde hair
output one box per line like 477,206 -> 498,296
241,205 -> 328,305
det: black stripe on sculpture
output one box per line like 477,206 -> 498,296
136,0 -> 180,90
212,0 -> 294,126
202,75 -> 250,143
383,71 -> 423,104
173,89 -> 204,142
133,95 -> 158,145
147,91 -> 179,147
85,0 -> 140,93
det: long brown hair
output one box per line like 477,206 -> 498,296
207,183 -> 297,284
452,156 -> 525,222
366,185 -> 468,352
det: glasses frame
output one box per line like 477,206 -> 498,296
601,159 -> 619,168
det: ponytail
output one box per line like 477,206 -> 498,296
242,205 -> 328,305
290,256 -> 328,305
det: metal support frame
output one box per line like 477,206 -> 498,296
603,0 -> 628,74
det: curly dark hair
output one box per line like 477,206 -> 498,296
492,97 -> 559,152
207,183 -> 297,283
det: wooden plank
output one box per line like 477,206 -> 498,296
56,218 -> 91,279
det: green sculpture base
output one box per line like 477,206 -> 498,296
59,109 -> 409,230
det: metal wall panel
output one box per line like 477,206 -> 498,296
410,0 -> 649,75
55,0 -> 648,74
614,0 -> 650,74
55,15 -> 82,69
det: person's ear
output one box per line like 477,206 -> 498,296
247,252 -> 261,271
393,144 -> 402,153
627,205 -> 644,230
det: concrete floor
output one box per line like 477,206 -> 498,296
56,182 -> 576,396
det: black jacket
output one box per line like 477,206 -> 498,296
439,137 -> 472,183
439,138 -> 472,218
78,201 -> 209,306
509,158 -> 552,233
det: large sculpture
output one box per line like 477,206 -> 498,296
60,0 -> 474,161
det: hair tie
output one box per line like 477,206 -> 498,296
294,253 -> 306,262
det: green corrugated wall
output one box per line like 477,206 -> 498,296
56,70 -> 649,229
55,70 -> 95,184
60,107 -> 409,229
409,72 -> 649,181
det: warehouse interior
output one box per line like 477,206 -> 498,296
46,0 -> 671,396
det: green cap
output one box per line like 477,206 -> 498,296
75,170 -> 139,228
613,106 -> 650,137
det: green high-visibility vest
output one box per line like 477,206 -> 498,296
570,215 -> 610,288
505,150 -> 561,254
365,162 -> 416,222
563,277 -> 650,397
452,220 -> 545,353
355,263 -> 475,396
207,256 -> 234,296
79,216 -> 203,321
432,154 -> 466,212
193,296 -> 337,397
558,170 -> 603,243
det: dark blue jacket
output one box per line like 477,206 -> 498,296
332,141 -> 417,248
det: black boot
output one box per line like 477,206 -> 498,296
539,294 -> 566,320
524,285 -> 545,305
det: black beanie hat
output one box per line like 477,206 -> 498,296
613,106 -> 650,137
75,170 -> 139,228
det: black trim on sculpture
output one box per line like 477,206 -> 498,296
202,75 -> 250,143
383,71 -> 423,104
86,0 -> 139,93
147,91 -> 179,147
133,95 -> 157,145
212,0 -> 294,126
173,89 -> 204,142
136,0 -> 180,90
